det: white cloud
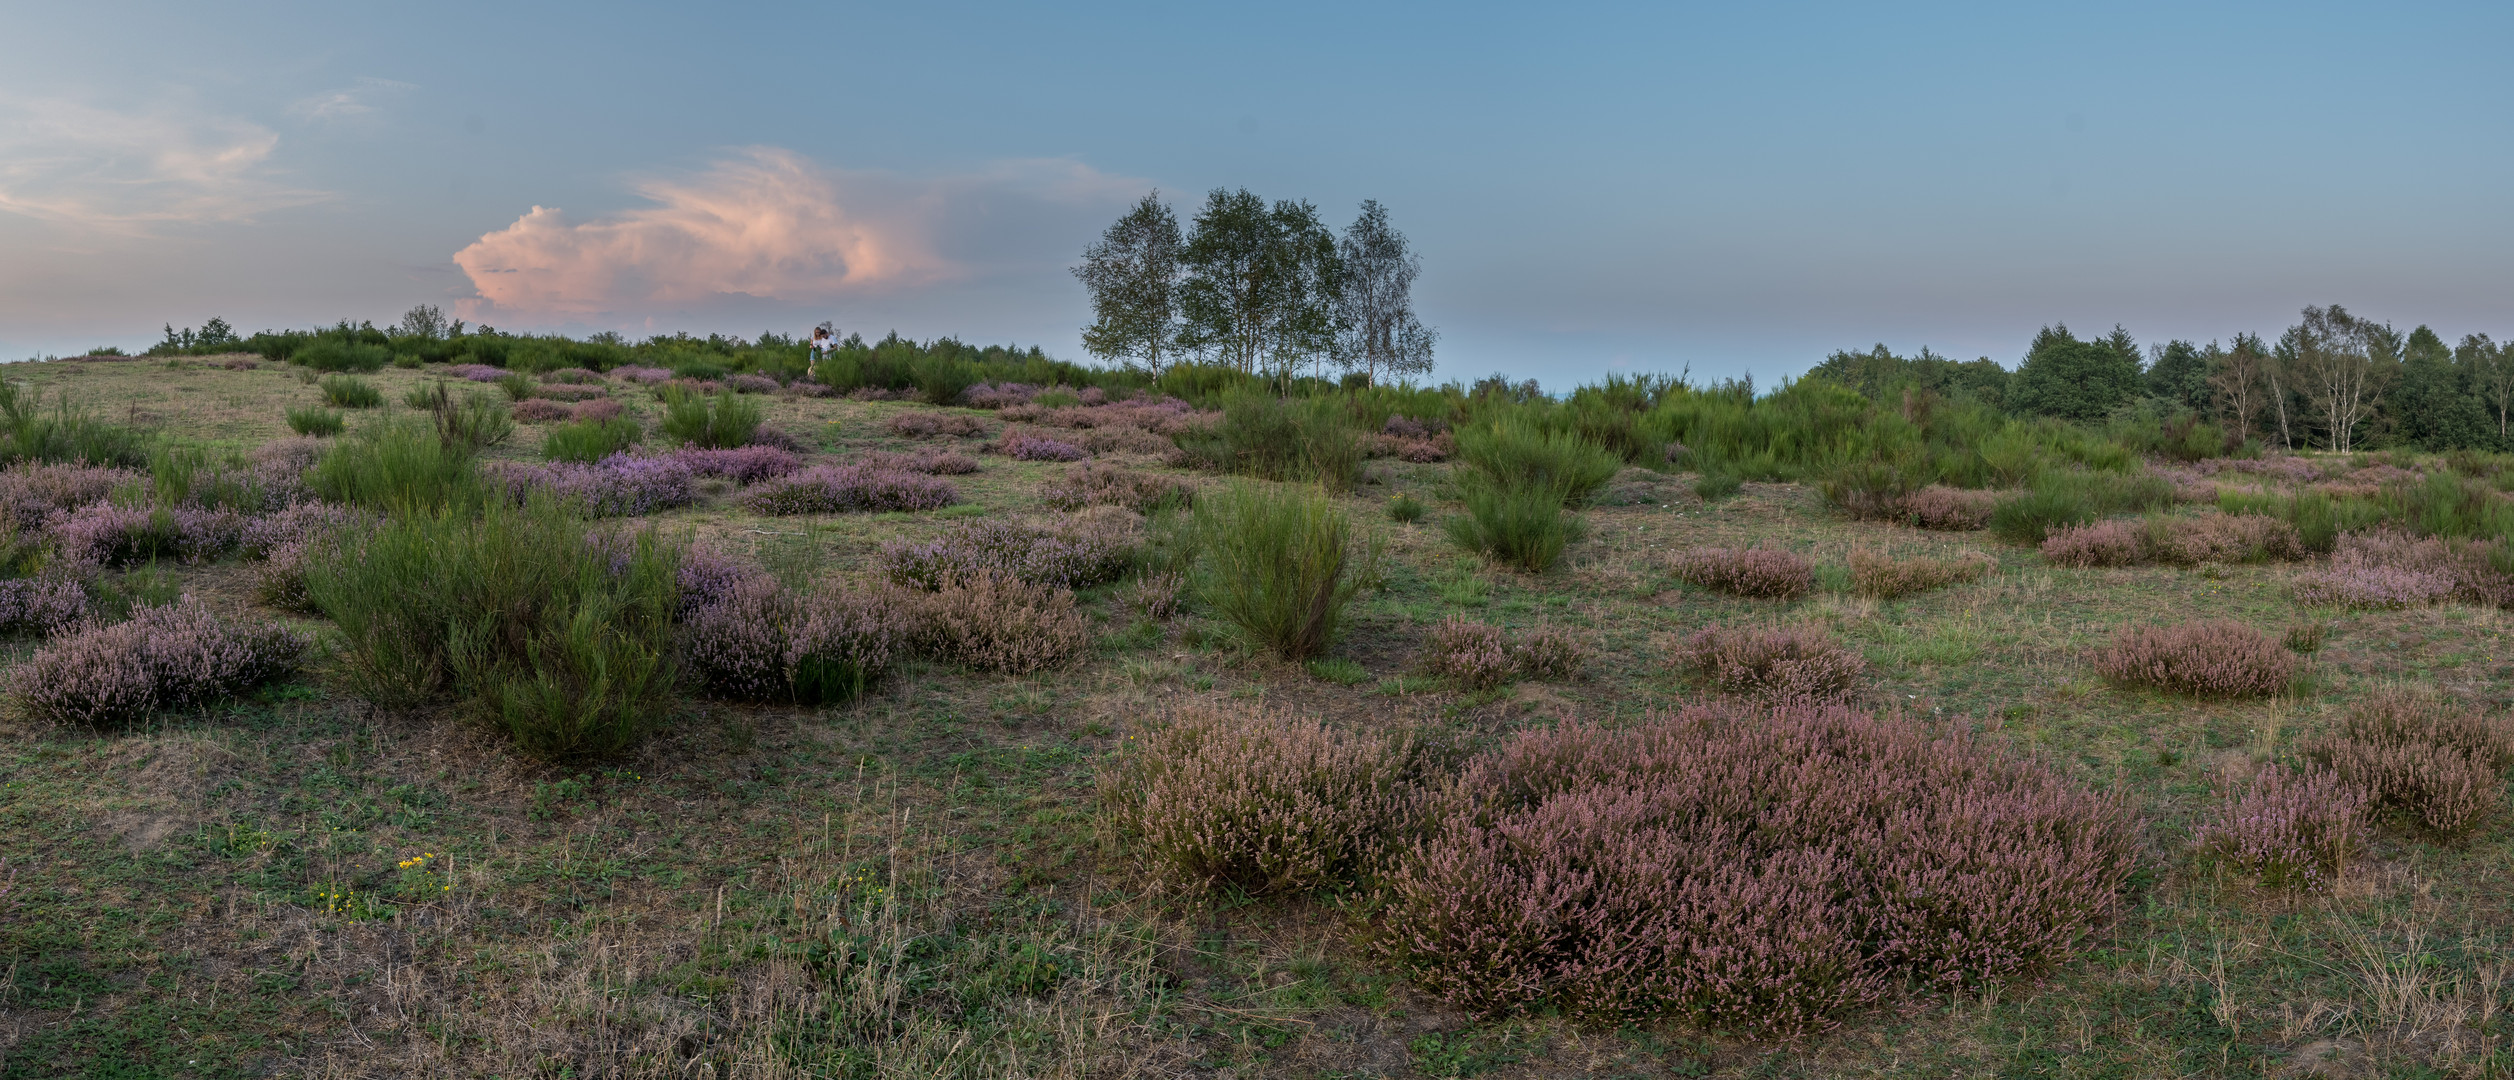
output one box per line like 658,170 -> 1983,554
0,95 -> 327,233
287,77 -> 418,123
453,147 -> 1145,322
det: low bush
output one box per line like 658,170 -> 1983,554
1673,624 -> 1865,702
511,398 -> 571,423
887,410 -> 984,439
495,371 -> 535,400
1101,705 -> 1414,895
294,339 -> 389,372
2095,619 -> 2296,699
739,466 -> 959,515
309,420 -> 481,511
1040,462 -> 1192,513
14,599 -> 308,727
1387,492 -> 1426,522
1379,704 -> 2139,1033
0,462 -> 137,530
861,448 -> 978,475
1669,545 -> 1815,599
912,571 -> 1092,674
570,398 -> 624,423
1901,485 -> 1996,530
2038,520 -> 2146,567
1421,615 -> 1515,689
681,577 -> 914,704
285,407 -> 345,437
1444,481 -> 1585,573
1124,570 -> 1184,619
2304,688 -> 2514,839
1514,624 -> 1591,680
881,516 -> 1136,590
488,454 -> 695,518
1848,548 -> 1993,599
318,375 -> 383,409
1990,471 -> 2175,545
403,382 -> 515,454
46,504 -> 247,568
659,386 -> 763,449
998,430 -> 1089,462
2290,531 -> 2462,609
670,445 -> 802,484
541,417 -> 644,463
1171,390 -> 1367,489
2193,765 -> 2366,892
0,383 -> 149,468
1691,472 -> 1743,501
1181,482 -> 1376,660
0,577 -> 89,636
2040,515 -> 2303,568
1819,457 -> 1929,520
1454,410 -> 1623,508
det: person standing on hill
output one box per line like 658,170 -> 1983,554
808,325 -> 833,361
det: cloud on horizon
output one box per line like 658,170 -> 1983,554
450,148 -> 1144,325
0,94 -> 328,234
285,77 -> 418,125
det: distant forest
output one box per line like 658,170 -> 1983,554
1808,305 -> 2511,454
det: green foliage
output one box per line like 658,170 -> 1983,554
0,382 -> 149,467
1452,410 -> 1622,508
658,386 -> 763,449
285,406 -> 345,437
496,371 -> 535,401
308,420 -> 482,511
1182,482 -> 1377,659
912,354 -> 977,406
2009,324 -> 2143,422
1171,390 -> 1365,489
1692,472 -> 1742,500
404,381 -> 515,454
542,418 -> 644,463
294,339 -> 391,372
1989,470 -> 2177,544
318,374 -> 383,408
1444,480 -> 1585,573
303,496 -> 681,757
149,444 -> 276,511
1387,492 -> 1425,522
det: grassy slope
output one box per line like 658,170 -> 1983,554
0,356 -> 2508,1078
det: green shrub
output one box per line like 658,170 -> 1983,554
303,497 -> 682,758
1452,410 -> 1621,508
1388,492 -> 1425,523
319,374 -> 383,409
912,355 -> 976,406
308,420 -> 481,511
542,418 -> 644,463
1989,469 -> 2176,544
1183,482 -> 1378,659
0,383 -> 149,467
404,382 -> 515,453
286,406 -> 345,437
1692,472 -> 1742,500
496,371 -> 535,401
1172,391 -> 1365,489
1444,480 -> 1585,573
295,339 -> 390,372
659,386 -> 763,449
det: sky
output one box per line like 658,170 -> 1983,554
2,0 -> 2509,388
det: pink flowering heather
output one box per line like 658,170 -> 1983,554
887,411 -> 985,438
510,398 -> 572,423
486,453 -> 696,517
912,571 -> 1091,673
1513,624 -> 1591,680
1421,615 -> 1515,689
681,577 -> 798,700
747,425 -> 807,453
1378,704 -> 2139,1034
1899,486 -> 1997,531
998,430 -> 1090,462
15,599 -> 309,727
1848,548 -> 1993,599
880,518 -> 1135,590
1040,462 -> 1193,512
528,384 -> 607,402
2291,531 -> 2460,608
739,465 -> 958,515
961,382 -> 1037,408
1673,624 -> 1865,703
0,577 -> 88,635
670,445 -> 803,484
1103,704 -> 1414,895
239,501 -> 365,559
570,398 -> 624,423
1669,545 -> 1815,599
612,365 -> 674,384
46,503 -> 248,568
2095,619 -> 2296,698
725,373 -> 782,394
674,545 -> 759,617
2193,765 -> 2365,892
0,463 -> 137,530
2039,520 -> 2147,567
541,367 -> 604,385
2304,688 -> 2514,839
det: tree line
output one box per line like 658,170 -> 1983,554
1071,189 -> 1437,386
1808,305 -> 2514,454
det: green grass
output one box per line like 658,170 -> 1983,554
658,385 -> 762,448
540,416 -> 642,462
318,374 -> 383,408
284,405 -> 344,436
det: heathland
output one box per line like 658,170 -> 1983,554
0,331 -> 2510,1079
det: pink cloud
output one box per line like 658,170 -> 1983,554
453,147 -> 940,320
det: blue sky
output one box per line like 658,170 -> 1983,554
3,1 -> 2508,387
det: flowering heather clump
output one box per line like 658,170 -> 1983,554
1074,426 -> 1177,456
1379,704 -> 2140,1034
47,504 -> 248,568
999,430 -> 1089,462
880,517 -> 1135,590
653,377 -> 720,398
1674,624 -> 1865,702
2193,764 -> 2366,891
612,365 -> 673,384
2039,520 -> 2146,567
887,411 -> 985,439
787,379 -> 832,398
2200,456 -> 2327,484
682,576 -> 910,703
1040,462 -> 1193,512
447,363 -> 507,382
527,384 -> 606,402
911,571 -> 1092,674
1124,570 -> 1184,619
725,373 -> 782,394
739,466 -> 959,515
0,577 -> 88,635
2304,688 -> 2514,839
1102,705 -> 1413,895
2096,619 -> 2296,698
1422,615 -> 1516,689
2291,531 -> 2459,608
510,398 -> 572,423
1900,485 -> 1997,531
252,541 -> 317,612
2153,514 -> 2303,565
14,599 -> 309,727
0,463 -> 137,530
1514,625 -> 1590,680
239,501 -> 363,559
1669,545 -> 1815,599
670,445 -> 802,485
541,367 -> 603,385
1850,548 -> 1994,599
748,425 -> 807,453
681,577 -> 793,699
674,545 -> 757,616
570,398 -> 624,423
861,449 -> 980,475
488,454 -> 695,517
961,382 -> 1037,408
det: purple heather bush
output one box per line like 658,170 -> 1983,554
1513,624 -> 1591,680
1900,486 -> 1997,531
1421,615 -> 1515,690
961,382 -> 1037,409
725,373 -> 782,394
879,517 -> 1135,590
15,599 -> 309,727
1674,624 -> 1865,703
2291,531 -> 2461,608
2096,619 -> 2296,699
2304,688 -> 2514,839
510,398 -> 572,423
47,503 -> 248,568
998,430 -> 1089,462
1102,704 -> 1414,895
913,570 -> 1092,674
239,501 -> 365,559
739,465 -> 958,515
1378,704 -> 2140,1035
1040,462 -> 1194,513
447,363 -> 507,382
541,367 -> 603,385
2193,764 -> 2365,891
670,445 -> 802,484
612,365 -> 673,384
681,576 -> 798,700
487,454 -> 696,518
1669,545 -> 1815,599
0,463 -> 137,530
0,577 -> 88,635
861,449 -> 980,475
674,545 -> 758,617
